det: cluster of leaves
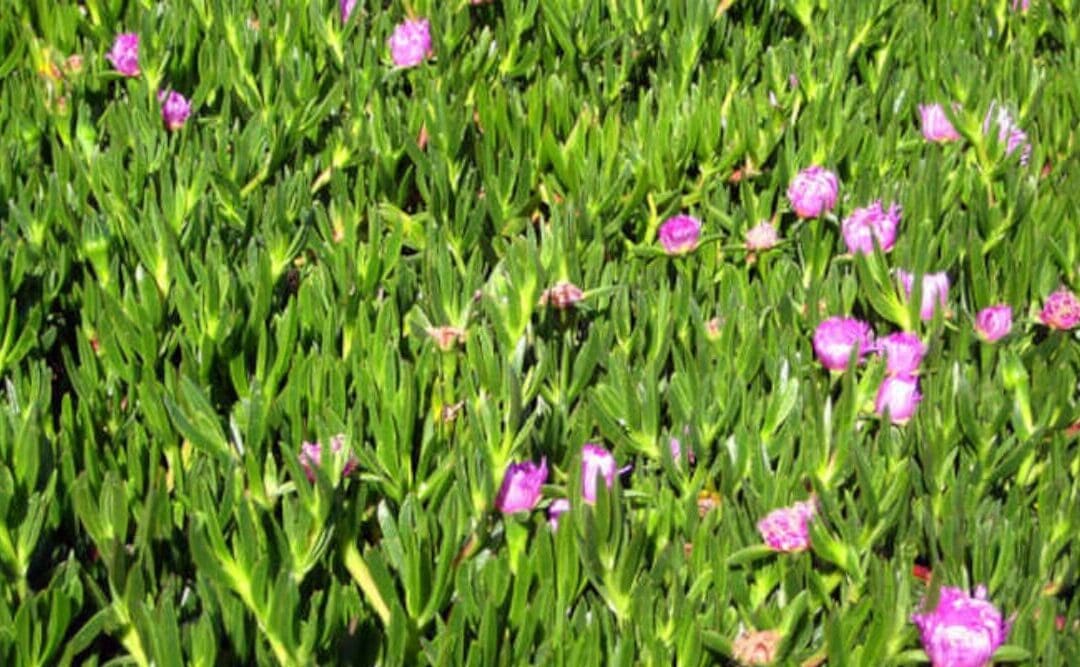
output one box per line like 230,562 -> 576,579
1,0 -> 1078,664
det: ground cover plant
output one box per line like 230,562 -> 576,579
1,0 -> 1079,664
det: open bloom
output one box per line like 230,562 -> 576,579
158,90 -> 191,131
547,498 -> 570,530
841,201 -> 901,254
658,214 -> 702,255
298,434 -> 358,482
974,305 -> 1012,342
876,332 -> 926,376
813,317 -> 874,371
540,281 -> 584,309
388,18 -> 432,68
106,32 -> 140,77
983,102 -> 1031,165
1039,289 -> 1080,330
919,104 -> 961,143
876,375 -> 921,424
787,166 -> 839,218
494,458 -> 548,514
757,499 -> 816,552
912,585 -> 1009,667
340,0 -> 356,22
898,270 -> 950,321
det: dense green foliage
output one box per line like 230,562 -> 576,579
1,0 -> 1078,664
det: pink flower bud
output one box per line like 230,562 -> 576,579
744,221 -> 779,251
388,18 -> 432,68
812,317 -> 874,371
540,282 -> 585,309
919,104 -> 961,143
298,434 -> 357,482
158,90 -> 192,131
983,102 -> 1031,165
974,305 -> 1013,342
841,201 -> 900,255
876,332 -> 926,376
787,166 -> 839,219
658,214 -> 702,255
875,375 -> 921,424
757,500 -> 816,552
581,443 -> 626,503
897,270 -> 950,321
494,458 -> 548,514
547,498 -> 570,530
1039,289 -> 1080,330
106,32 -> 140,77
340,0 -> 357,22
912,585 -> 1009,667
1011,0 -> 1030,12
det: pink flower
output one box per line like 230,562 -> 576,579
158,90 -> 191,131
340,0 -> 357,22
745,221 -> 779,251
494,458 -> 548,514
974,305 -> 1012,342
658,214 -> 703,255
1039,289 -> 1080,330
757,500 -> 816,552
581,443 -> 631,503
547,498 -> 571,530
540,282 -> 585,309
919,104 -> 962,143
875,375 -> 921,424
876,332 -> 926,376
1011,0 -> 1030,11
787,166 -> 839,219
298,434 -> 358,482
812,317 -> 874,371
841,201 -> 901,254
388,18 -> 432,68
106,32 -> 140,77
983,102 -> 1031,165
898,270 -> 950,321
912,585 -> 1009,667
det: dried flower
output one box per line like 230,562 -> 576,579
1039,289 -> 1080,330
912,585 -> 1009,667
812,316 -> 874,371
732,629 -> 782,666
974,305 -> 1012,342
876,332 -> 926,376
841,201 -> 901,255
158,90 -> 191,131
875,375 -> 921,424
897,270 -> 950,321
757,499 -> 816,552
697,490 -> 721,517
427,325 -> 465,351
983,102 -> 1031,165
919,104 -> 962,143
298,434 -> 358,482
744,220 -> 779,251
658,214 -> 703,255
540,281 -> 585,309
106,32 -> 140,77
494,458 -> 548,514
547,498 -> 570,530
388,18 -> 432,68
787,166 -> 839,219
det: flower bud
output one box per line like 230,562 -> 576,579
787,166 -> 839,219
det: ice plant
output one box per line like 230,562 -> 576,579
388,18 -> 432,68
298,434 -> 358,482
911,585 -> 1009,667
876,332 -> 926,376
658,214 -> 702,255
757,499 -> 816,552
581,443 -> 630,503
539,281 -> 585,309
494,458 -> 548,514
898,270 -> 950,321
875,375 -> 921,424
731,629 -> 781,666
340,0 -> 356,22
105,32 -> 140,77
812,316 -> 874,371
919,104 -> 962,143
841,201 -> 901,254
744,220 -> 779,251
974,305 -> 1012,342
1039,288 -> 1080,330
983,102 -> 1031,165
787,166 -> 839,218
158,90 -> 191,131
547,498 -> 570,530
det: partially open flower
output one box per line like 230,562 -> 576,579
841,201 -> 901,255
340,0 -> 357,22
787,166 -> 839,219
912,585 -> 1009,667
974,305 -> 1012,342
547,498 -> 570,530
876,332 -> 926,376
875,375 -> 921,424
757,499 -> 816,552
494,458 -> 548,514
540,281 -> 585,309
897,270 -> 950,321
106,32 -> 140,77
580,444 -> 630,503
158,90 -> 192,131
919,103 -> 962,143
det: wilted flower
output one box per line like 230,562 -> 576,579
340,0 -> 356,22
744,220 -> 779,251
697,490 -> 721,517
540,281 -> 585,309
106,32 -> 140,77
912,585 -> 1009,667
757,499 -> 816,552
581,443 -> 630,503
1039,289 -> 1080,330
494,458 -> 548,514
787,166 -> 839,219
813,317 -> 874,371
875,375 -> 921,424
975,305 -> 1013,342
298,434 -> 358,482
841,201 -> 901,254
547,498 -> 570,530
388,18 -> 432,68
898,270 -> 950,321
158,90 -> 191,131
427,325 -> 465,351
732,629 -> 782,666
919,104 -> 962,143
876,332 -> 926,376
983,102 -> 1031,165
658,214 -> 703,255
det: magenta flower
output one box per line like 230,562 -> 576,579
580,443 -> 631,503
547,498 -> 571,530
106,32 -> 140,77
813,317 -> 874,371
875,375 -> 921,424
983,102 -> 1031,165
388,18 -> 432,68
757,499 -> 816,552
1011,0 -> 1030,12
298,434 -> 358,482
876,332 -> 926,376
340,0 -> 357,22
974,305 -> 1012,342
745,220 -> 780,251
494,458 -> 548,514
158,90 -> 191,131
658,214 -> 703,255
787,166 -> 839,219
540,281 -> 585,309
919,104 -> 962,143
841,201 -> 901,254
898,270 -> 950,321
1039,289 -> 1080,330
912,585 -> 1009,667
